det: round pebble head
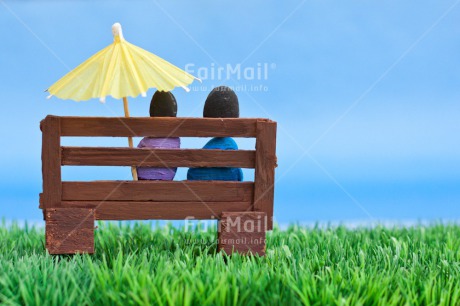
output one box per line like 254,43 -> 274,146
149,91 -> 177,117
203,86 -> 239,118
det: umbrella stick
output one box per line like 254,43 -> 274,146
123,97 -> 138,181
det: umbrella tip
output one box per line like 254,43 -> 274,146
112,23 -> 123,40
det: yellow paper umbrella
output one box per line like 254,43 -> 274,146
47,23 -> 200,180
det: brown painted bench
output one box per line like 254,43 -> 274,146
39,115 -> 277,255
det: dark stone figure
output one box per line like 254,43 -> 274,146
187,86 -> 243,181
203,86 -> 239,118
137,91 -> 180,180
149,91 -> 178,117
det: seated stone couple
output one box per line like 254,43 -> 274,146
137,86 -> 243,182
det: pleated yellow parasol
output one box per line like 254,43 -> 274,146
47,23 -> 200,180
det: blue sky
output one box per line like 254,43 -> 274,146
0,0 -> 459,223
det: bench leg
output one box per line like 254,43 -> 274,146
45,208 -> 95,255
218,212 -> 267,256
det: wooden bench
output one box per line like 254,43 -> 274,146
39,115 -> 277,255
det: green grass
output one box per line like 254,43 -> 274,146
1,222 -> 459,305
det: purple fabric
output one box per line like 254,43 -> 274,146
136,137 -> 180,180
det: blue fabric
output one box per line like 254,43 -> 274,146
187,137 -> 243,181
203,137 -> 239,150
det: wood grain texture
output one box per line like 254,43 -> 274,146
61,147 -> 256,168
60,201 -> 253,220
42,116 -> 62,208
59,117 -> 268,137
253,120 -> 277,230
218,212 -> 266,256
39,193 -> 43,209
62,181 -> 254,202
45,208 -> 95,254
38,193 -> 45,220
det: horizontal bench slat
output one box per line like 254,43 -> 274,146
62,181 -> 254,202
61,147 -> 256,168
58,117 -> 267,137
60,201 -> 253,220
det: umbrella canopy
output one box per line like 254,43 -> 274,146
46,23 -> 200,180
47,23 -> 199,102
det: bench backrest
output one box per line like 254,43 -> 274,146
40,116 -> 277,228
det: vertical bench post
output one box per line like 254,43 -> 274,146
42,115 -> 62,209
42,115 -> 95,254
253,120 -> 277,230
